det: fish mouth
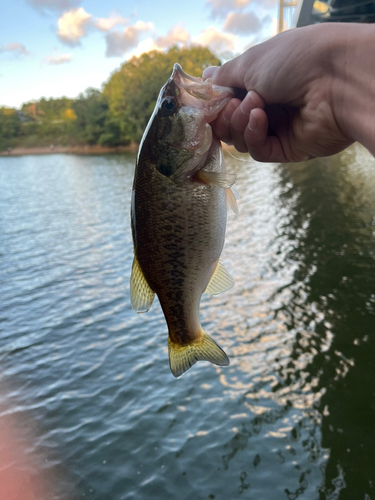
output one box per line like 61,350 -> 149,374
171,63 -> 234,122
171,63 -> 209,99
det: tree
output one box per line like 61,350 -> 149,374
21,97 -> 75,122
72,88 -> 109,144
103,45 -> 221,144
0,108 -> 21,149
0,46 -> 222,149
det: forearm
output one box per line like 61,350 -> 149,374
330,23 -> 375,155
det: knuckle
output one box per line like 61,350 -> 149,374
248,146 -> 270,162
233,138 -> 248,153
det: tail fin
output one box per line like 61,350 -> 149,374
168,331 -> 229,378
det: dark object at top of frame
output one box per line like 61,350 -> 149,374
298,0 -> 375,26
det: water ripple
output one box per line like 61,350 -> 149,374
1,149 -> 375,499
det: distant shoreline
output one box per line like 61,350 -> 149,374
0,143 -> 139,156
0,142 -> 240,157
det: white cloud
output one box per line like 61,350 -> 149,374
207,0 -> 250,19
105,21 -> 154,57
129,38 -> 160,58
93,15 -> 128,32
193,26 -> 237,55
124,25 -> 191,59
57,8 -> 92,46
262,0 -> 279,7
0,43 -> 30,56
56,9 -> 157,55
111,24 -> 239,60
223,11 -> 263,34
24,0 -> 79,11
154,25 -> 191,49
43,53 -> 72,65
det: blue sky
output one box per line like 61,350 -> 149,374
0,0 -> 278,108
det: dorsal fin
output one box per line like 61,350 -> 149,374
205,261 -> 234,295
130,254 -> 155,313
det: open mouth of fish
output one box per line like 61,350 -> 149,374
170,63 -> 234,123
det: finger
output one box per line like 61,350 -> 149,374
210,54 -> 248,90
210,98 -> 241,145
244,108 -> 288,163
229,91 -> 265,153
202,66 -> 219,80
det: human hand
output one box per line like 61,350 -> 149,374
204,24 -> 356,162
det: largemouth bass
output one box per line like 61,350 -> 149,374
130,63 -> 238,378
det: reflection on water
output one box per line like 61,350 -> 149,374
0,146 -> 374,499
275,146 -> 375,500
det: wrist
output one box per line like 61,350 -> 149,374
330,23 -> 375,154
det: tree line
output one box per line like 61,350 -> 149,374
0,46 -> 220,151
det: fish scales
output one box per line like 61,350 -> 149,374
133,142 -> 226,345
130,64 -> 238,377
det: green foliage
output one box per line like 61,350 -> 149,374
72,88 -> 109,144
21,97 -> 75,122
103,45 -> 221,144
0,46 -> 221,150
0,108 -> 21,149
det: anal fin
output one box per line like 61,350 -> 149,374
130,254 -> 155,313
205,260 -> 234,295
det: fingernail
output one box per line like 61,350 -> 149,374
202,66 -> 219,81
248,110 -> 258,131
222,106 -> 233,123
240,91 -> 255,116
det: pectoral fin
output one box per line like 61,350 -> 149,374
130,255 -> 155,313
205,261 -> 234,295
226,184 -> 240,215
196,170 -> 237,189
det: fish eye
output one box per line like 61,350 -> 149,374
161,97 -> 176,116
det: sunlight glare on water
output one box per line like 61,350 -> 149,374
0,146 -> 375,499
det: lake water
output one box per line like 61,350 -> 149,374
0,147 -> 375,500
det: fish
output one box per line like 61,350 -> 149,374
130,63 -> 238,378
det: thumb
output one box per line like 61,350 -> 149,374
209,56 -> 247,90
202,66 -> 219,80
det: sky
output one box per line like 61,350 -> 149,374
0,0 -> 279,109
